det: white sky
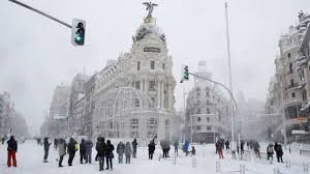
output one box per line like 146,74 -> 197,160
1,0 -> 310,135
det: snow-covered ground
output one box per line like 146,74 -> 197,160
0,140 -> 309,174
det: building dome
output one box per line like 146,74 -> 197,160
133,17 -> 166,43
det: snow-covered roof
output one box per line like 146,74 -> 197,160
134,18 -> 166,43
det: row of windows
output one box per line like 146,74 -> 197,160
137,61 -> 165,70
195,126 -> 212,131
196,116 -> 211,122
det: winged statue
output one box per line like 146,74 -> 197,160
143,2 -> 158,18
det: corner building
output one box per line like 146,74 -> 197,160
93,16 -> 176,141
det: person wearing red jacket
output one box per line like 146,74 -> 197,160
7,135 -> 18,167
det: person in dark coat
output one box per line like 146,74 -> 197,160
43,137 -> 52,163
105,140 -> 115,170
67,137 -> 78,166
79,139 -> 87,164
173,140 -> 179,156
216,140 -> 224,159
225,140 -> 230,150
85,139 -> 93,164
96,137 -> 106,171
58,138 -> 66,167
117,142 -> 125,164
274,142 -> 283,163
54,138 -> 59,149
148,140 -> 156,160
191,146 -> 196,156
125,142 -> 132,164
183,140 -> 190,156
240,140 -> 245,154
1,136 -> 5,144
7,135 -> 18,167
132,138 -> 138,158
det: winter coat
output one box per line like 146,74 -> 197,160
106,141 -> 115,158
274,143 -> 283,156
7,137 -> 18,152
117,143 -> 125,154
80,139 -> 87,153
148,142 -> 156,153
173,141 -> 179,149
125,143 -> 132,156
216,141 -> 222,151
132,139 -> 138,150
58,140 -> 66,156
85,140 -> 93,153
267,145 -> 274,154
67,138 -> 78,154
96,140 -> 106,157
183,140 -> 189,151
43,138 -> 51,151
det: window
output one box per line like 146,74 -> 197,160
137,61 -> 140,70
288,53 -> 291,58
206,117 -> 210,123
289,63 -> 293,73
197,117 -> 201,121
151,61 -> 155,70
163,63 -> 165,69
205,87 -> 210,91
135,81 -> 140,90
149,81 -> 156,91
206,92 -> 210,97
292,92 -> 295,98
207,126 -> 211,131
135,99 -> 140,107
130,119 -> 139,129
290,79 -> 294,86
196,87 -> 200,91
197,109 -> 201,114
196,126 -> 201,131
207,108 -> 210,114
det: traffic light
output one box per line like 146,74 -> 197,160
71,19 -> 85,46
184,66 -> 189,80
180,65 -> 189,83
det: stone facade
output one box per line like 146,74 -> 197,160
185,62 -> 230,143
93,16 -> 176,141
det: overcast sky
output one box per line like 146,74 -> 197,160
1,0 -> 310,135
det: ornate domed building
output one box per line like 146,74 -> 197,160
93,12 -> 176,141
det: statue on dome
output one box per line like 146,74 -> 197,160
143,2 -> 158,18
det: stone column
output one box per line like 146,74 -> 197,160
161,82 -> 164,109
168,84 -> 172,110
157,80 -> 161,109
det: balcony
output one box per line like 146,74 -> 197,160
285,83 -> 299,90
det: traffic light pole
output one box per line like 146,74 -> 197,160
8,0 -> 72,29
188,72 -> 238,112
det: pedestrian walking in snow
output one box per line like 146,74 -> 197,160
1,136 -> 5,144
54,138 -> 58,149
80,139 -> 87,164
58,138 -> 66,167
267,143 -> 274,163
216,140 -> 224,159
117,142 -> 125,164
96,137 -> 106,171
274,142 -> 283,163
85,139 -> 93,164
106,139 -> 115,170
183,140 -> 190,156
225,140 -> 230,150
173,140 -> 179,156
67,137 -> 78,166
132,138 -> 138,158
7,135 -> 18,167
125,142 -> 132,164
148,140 -> 156,160
253,141 -> 261,159
240,140 -> 245,154
43,137 -> 52,163
191,146 -> 196,156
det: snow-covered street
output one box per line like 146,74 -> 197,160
1,140 -> 309,174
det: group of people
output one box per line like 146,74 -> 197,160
266,142 -> 284,163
